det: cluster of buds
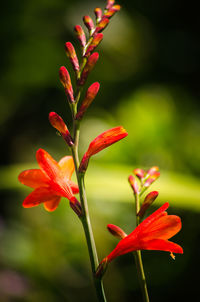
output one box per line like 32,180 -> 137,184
128,166 -> 160,218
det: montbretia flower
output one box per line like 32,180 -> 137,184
59,66 -> 74,103
79,126 -> 128,173
96,203 -> 183,277
74,25 -> 86,48
65,42 -> 79,74
18,149 -> 81,215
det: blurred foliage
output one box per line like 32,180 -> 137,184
0,0 -> 200,301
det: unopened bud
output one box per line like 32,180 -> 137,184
83,15 -> 94,33
133,168 -> 145,180
49,112 -> 74,146
70,197 -> 82,217
75,82 -> 100,120
147,166 -> 159,176
144,172 -> 160,187
85,33 -> 103,57
78,52 -> 99,86
74,25 -> 86,48
107,224 -> 127,239
137,191 -> 159,218
95,17 -> 109,33
106,0 -> 115,10
94,7 -> 102,22
104,5 -> 121,18
128,175 -> 139,195
59,66 -> 74,103
65,42 -> 79,73
95,257 -> 108,279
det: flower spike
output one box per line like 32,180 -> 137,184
49,112 -> 74,147
79,126 -> 128,173
59,66 -> 74,103
75,82 -> 100,120
65,42 -> 79,74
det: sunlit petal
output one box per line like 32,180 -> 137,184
18,169 -> 49,188
36,149 -> 61,181
140,239 -> 183,254
58,156 -> 75,179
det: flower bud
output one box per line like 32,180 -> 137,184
74,25 -> 86,48
59,66 -> 74,103
106,0 -> 115,10
83,15 -> 94,33
104,5 -> 121,18
137,191 -> 159,218
65,42 -> 79,74
95,17 -> 109,33
107,224 -> 127,239
147,166 -> 159,176
94,7 -> 102,22
95,257 -> 108,279
69,197 -> 82,217
75,82 -> 100,120
78,52 -> 99,86
49,112 -> 74,146
128,175 -> 139,195
133,168 -> 145,180
144,172 -> 160,187
85,33 -> 103,57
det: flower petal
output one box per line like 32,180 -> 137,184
140,239 -> 183,254
36,149 -> 61,181
43,196 -> 61,212
22,187 -> 57,208
142,215 -> 182,241
18,169 -> 50,188
58,156 -> 75,179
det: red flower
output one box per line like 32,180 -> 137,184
18,149 -> 79,212
106,203 -> 183,262
79,126 -> 128,172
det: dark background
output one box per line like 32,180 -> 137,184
0,0 -> 199,301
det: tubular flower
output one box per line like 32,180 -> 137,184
101,203 -> 183,267
79,126 -> 128,173
18,149 -> 80,213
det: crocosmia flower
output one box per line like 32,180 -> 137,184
96,203 -> 183,277
18,149 -> 80,212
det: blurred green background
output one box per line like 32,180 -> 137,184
0,0 -> 200,301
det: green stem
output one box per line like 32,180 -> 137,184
134,193 -> 150,302
71,125 -> 107,302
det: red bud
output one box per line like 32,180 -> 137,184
49,112 -> 74,146
85,33 -> 103,57
65,42 -> 79,73
107,224 -> 127,239
78,52 -> 99,86
95,18 -> 109,33
74,25 -> 86,48
144,172 -> 160,187
133,168 -> 145,180
83,15 -> 94,33
59,66 -> 74,103
128,175 -> 139,195
76,82 -> 100,120
106,0 -> 115,10
137,191 -> 159,218
94,7 -> 102,22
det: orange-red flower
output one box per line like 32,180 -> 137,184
79,126 -> 128,172
18,149 -> 80,212
106,202 -> 183,263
